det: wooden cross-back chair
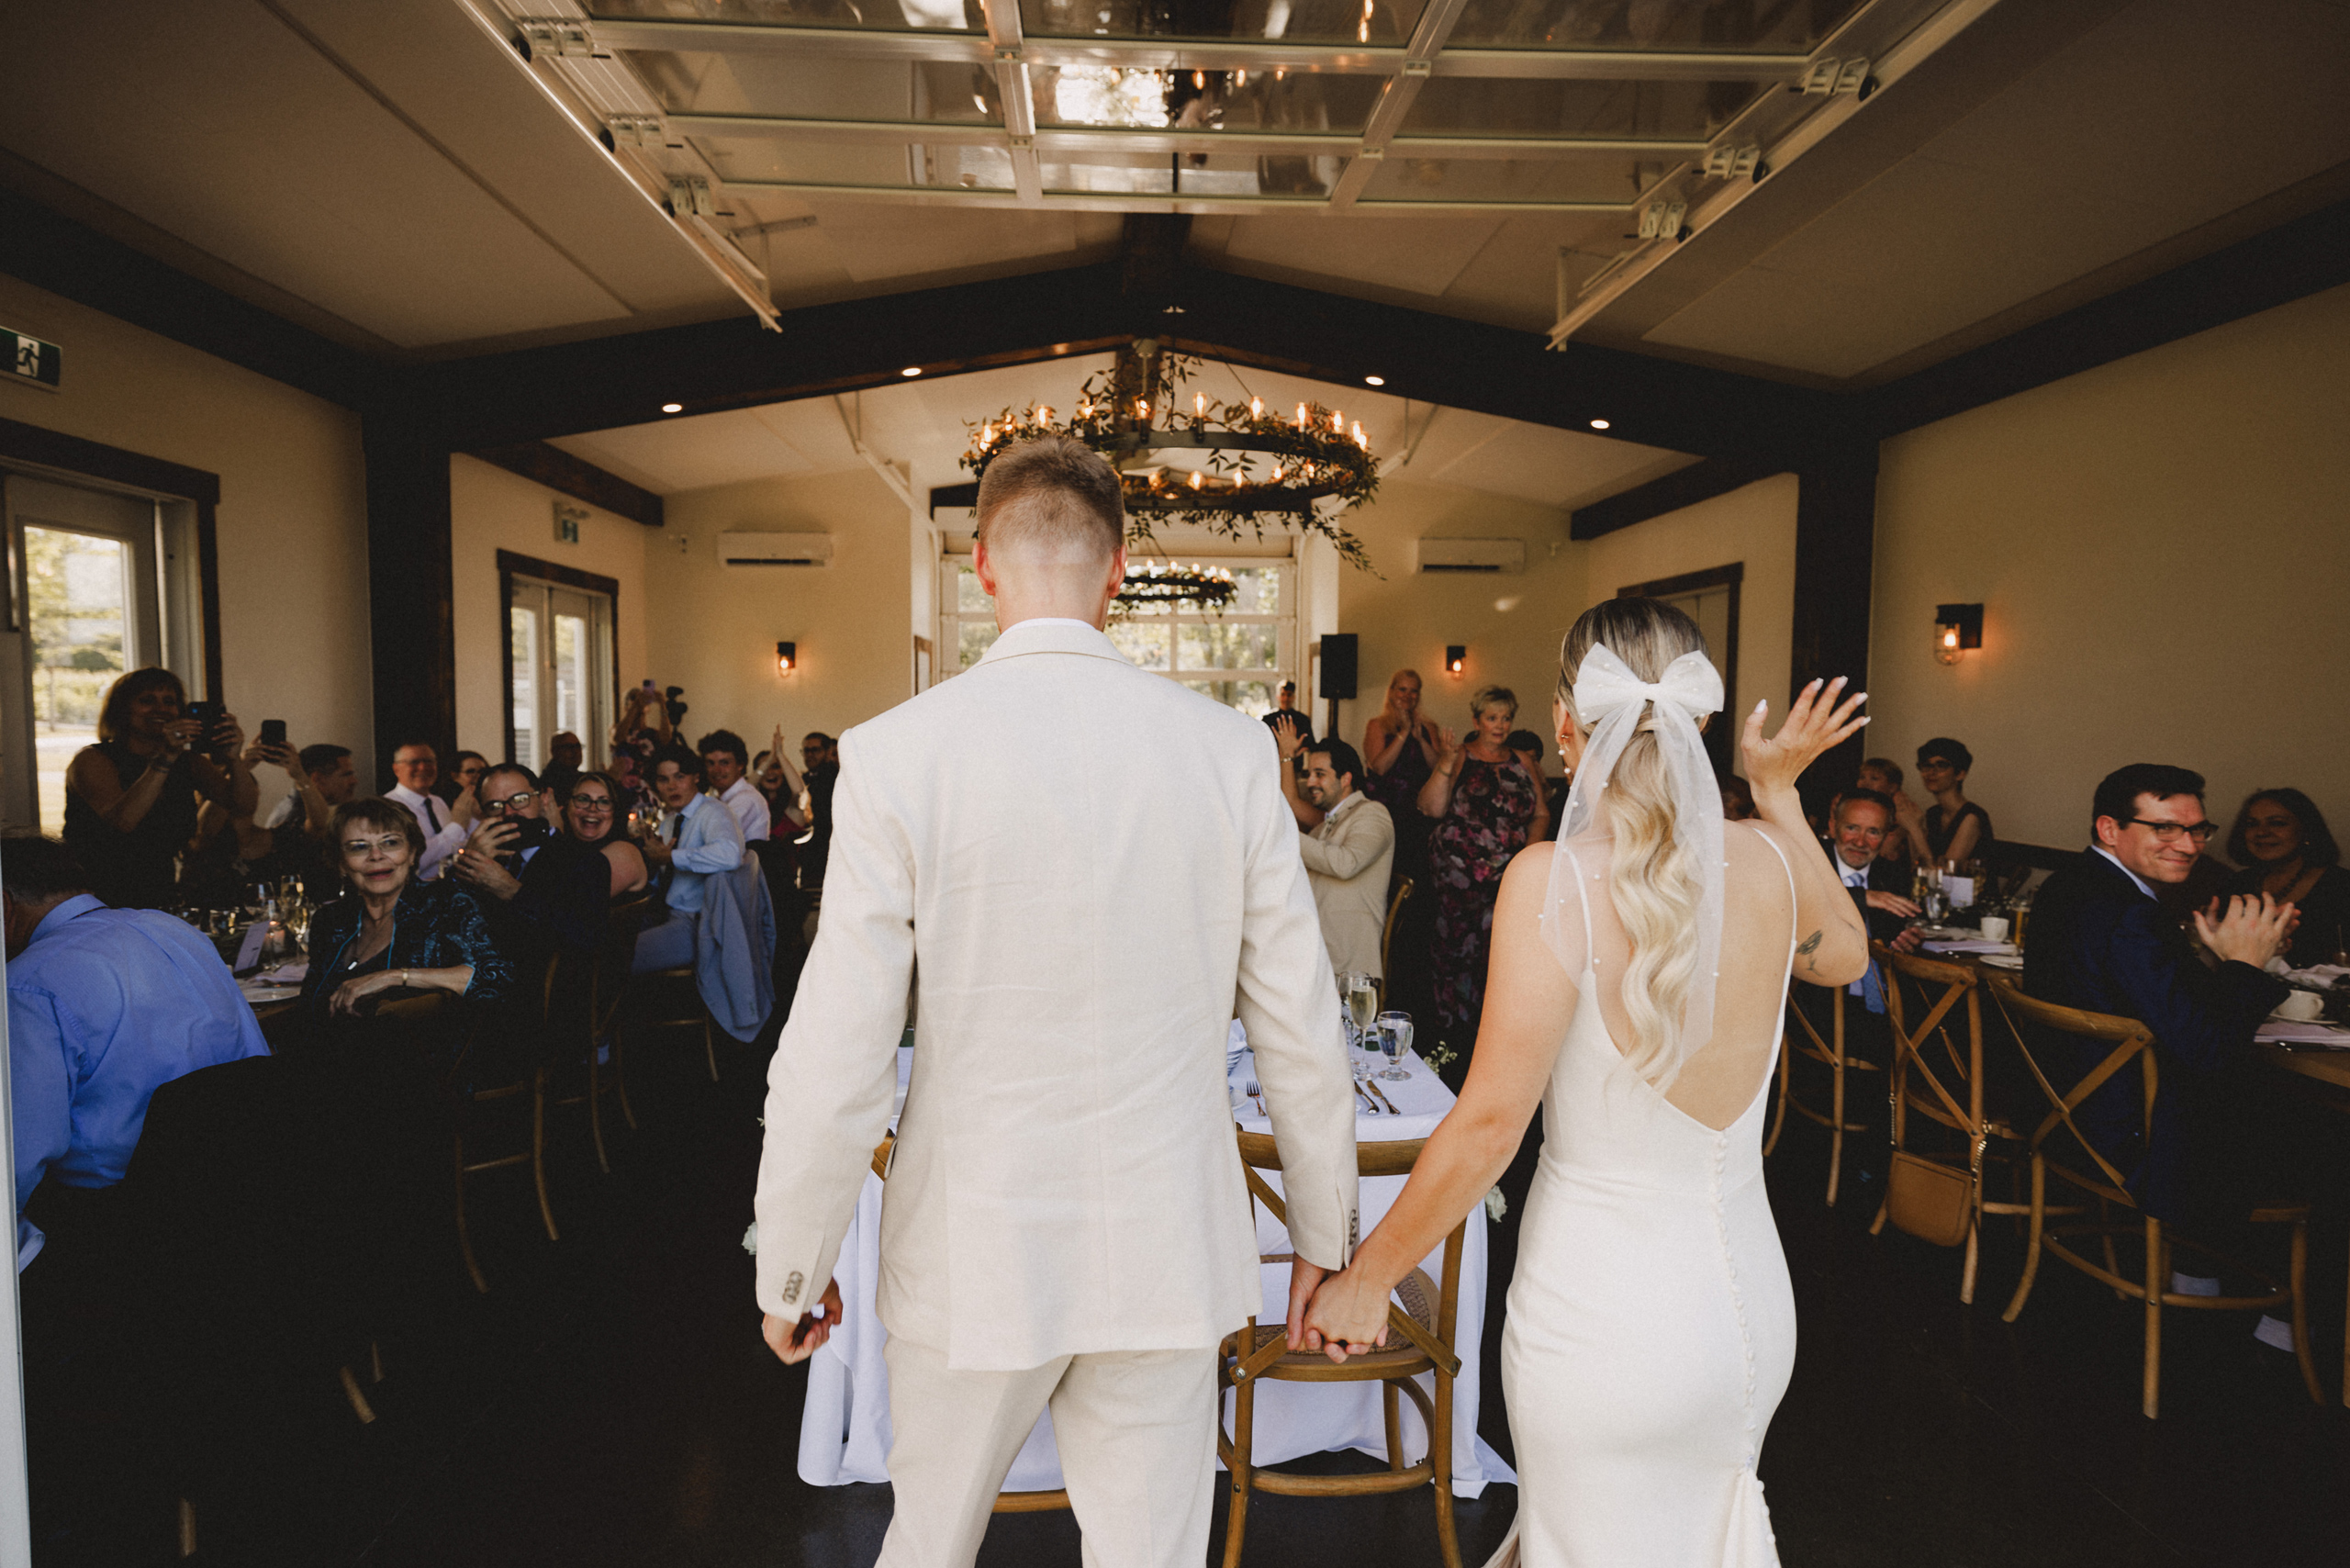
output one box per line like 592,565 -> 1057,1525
1762,978 -> 1883,1207
1220,1127 -> 1466,1568
558,893 -> 654,1173
453,947 -> 563,1293
1986,975 -> 2322,1418
1870,944 -> 2027,1304
1379,876 -> 1414,993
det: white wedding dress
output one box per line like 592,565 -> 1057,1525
1488,829 -> 1799,1568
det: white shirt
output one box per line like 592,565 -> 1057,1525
2092,846 -> 2156,901
1839,857 -> 1869,890
386,783 -> 468,880
1319,790 -> 1366,828
718,776 -> 770,845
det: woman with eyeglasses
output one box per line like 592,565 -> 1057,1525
557,770 -> 649,898
2224,789 -> 2349,969
1896,735 -> 1993,866
299,798 -> 511,1031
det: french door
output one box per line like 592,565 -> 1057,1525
506,572 -> 613,773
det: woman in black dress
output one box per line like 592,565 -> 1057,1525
1898,735 -> 1993,865
2225,789 -> 2350,969
301,798 -> 510,1034
63,667 -> 254,908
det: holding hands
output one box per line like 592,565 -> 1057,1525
763,1280 -> 847,1364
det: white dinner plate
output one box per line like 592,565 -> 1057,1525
1978,953 -> 2023,970
240,982 -> 302,1003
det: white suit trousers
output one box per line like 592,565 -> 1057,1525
876,1336 -> 1219,1568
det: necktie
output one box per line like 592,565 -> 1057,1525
423,795 -> 442,834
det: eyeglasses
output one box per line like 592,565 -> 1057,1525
569,796 -> 615,812
2124,818 -> 2219,844
485,790 -> 539,812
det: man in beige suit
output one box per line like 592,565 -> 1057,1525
754,436 -> 1359,1568
1276,729 -> 1395,980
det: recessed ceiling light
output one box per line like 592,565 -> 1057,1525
1588,418 -> 1611,430
660,402 -> 683,414
1364,375 -> 1385,386
901,366 -> 923,377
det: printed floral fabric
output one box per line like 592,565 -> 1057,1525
1427,756 -> 1541,1036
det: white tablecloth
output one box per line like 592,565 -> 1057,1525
797,1044 -> 1516,1497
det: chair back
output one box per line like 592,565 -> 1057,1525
1231,1127 -> 1461,1380
1985,974 -> 2157,1206
1381,876 -> 1413,980
594,894 -> 655,1036
1877,944 -> 1984,1137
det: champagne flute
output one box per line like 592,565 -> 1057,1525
1375,1010 -> 1412,1081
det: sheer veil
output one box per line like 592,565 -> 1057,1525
1542,644 -> 1727,1081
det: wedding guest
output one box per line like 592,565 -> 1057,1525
543,732 -> 586,806
1261,679 -> 1315,750
2022,765 -> 2293,1330
755,727 -> 811,835
450,763 -> 609,967
5,834 -> 267,1269
1827,790 -> 1922,950
1275,731 -> 1393,980
259,742 -> 352,837
1420,685 -> 1549,1047
1854,757 -> 1916,865
300,799 -> 510,1030
698,728 -> 770,846
1362,670 -> 1439,877
1899,737 -> 1992,865
442,751 -> 488,810
386,742 -> 476,881
2224,788 -> 2350,968
1509,729 -> 1566,838
1719,773 -> 1757,822
63,668 -> 254,909
557,771 -> 649,898
799,732 -> 840,889
632,746 -> 745,972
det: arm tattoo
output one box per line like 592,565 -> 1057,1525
1796,929 -> 1822,970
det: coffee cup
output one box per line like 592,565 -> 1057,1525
2274,990 -> 2324,1022
1978,915 -> 2010,943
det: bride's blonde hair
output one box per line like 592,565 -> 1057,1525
1558,599 -> 1711,1084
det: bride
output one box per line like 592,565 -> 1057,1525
1304,599 -> 1871,1565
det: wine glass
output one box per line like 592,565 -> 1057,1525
1375,1010 -> 1412,1081
1344,973 -> 1379,1044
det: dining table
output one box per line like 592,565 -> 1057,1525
793,1040 -> 1517,1498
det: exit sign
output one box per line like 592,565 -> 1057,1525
6,329 -> 60,392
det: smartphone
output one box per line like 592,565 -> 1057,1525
258,718 -> 287,748
507,817 -> 554,854
185,700 -> 228,762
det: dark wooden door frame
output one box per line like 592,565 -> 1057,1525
1617,562 -> 1743,777
497,549 -> 621,771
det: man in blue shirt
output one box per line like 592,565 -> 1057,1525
633,745 -> 745,972
5,834 -> 269,1269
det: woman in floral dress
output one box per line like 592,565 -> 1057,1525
1419,685 -> 1550,1052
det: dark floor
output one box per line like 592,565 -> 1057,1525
34,1029 -> 2350,1568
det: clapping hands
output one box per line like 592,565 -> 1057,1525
2195,892 -> 2298,969
1740,677 -> 1867,798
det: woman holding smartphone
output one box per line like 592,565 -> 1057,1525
65,667 -> 253,908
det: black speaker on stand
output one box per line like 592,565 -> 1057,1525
1317,633 -> 1358,744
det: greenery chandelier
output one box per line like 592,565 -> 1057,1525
1114,560 -> 1237,611
960,342 -> 1377,572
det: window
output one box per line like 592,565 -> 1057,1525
940,557 -> 1292,716
501,552 -> 617,773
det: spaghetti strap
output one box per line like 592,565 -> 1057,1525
1746,825 -> 1800,967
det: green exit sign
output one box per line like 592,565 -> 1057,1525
6,329 -> 60,392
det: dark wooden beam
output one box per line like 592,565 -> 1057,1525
362,398 -> 456,789
1570,455 -> 1784,540
467,441 -> 665,527
1863,195 -> 2350,439
0,187 -> 373,409
1787,445 -> 1879,807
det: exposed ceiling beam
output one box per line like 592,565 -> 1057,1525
465,440 -> 665,526
1569,455 -> 1784,540
1327,0 -> 1472,211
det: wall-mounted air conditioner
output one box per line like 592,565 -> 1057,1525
1415,537 -> 1526,575
720,531 -> 833,566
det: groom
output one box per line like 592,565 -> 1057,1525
753,434 -> 1359,1568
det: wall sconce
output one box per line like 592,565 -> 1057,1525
1933,604 -> 1982,666
1445,644 -> 1467,676
776,641 -> 798,675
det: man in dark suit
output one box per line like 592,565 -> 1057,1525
2021,764 -> 2294,1300
1825,789 -> 1922,949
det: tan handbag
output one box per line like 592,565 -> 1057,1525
1884,1148 -> 1974,1248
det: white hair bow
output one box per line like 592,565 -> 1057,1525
1551,644 -> 1729,1081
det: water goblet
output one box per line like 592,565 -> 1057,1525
1375,1011 -> 1412,1081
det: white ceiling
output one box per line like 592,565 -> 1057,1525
0,0 -> 2342,384
549,352 -> 1695,510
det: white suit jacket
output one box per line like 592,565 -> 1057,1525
1301,793 -> 1394,980
754,618 -> 1359,1372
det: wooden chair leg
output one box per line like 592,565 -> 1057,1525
2143,1218 -> 2164,1420
1382,1381 -> 1404,1472
2341,1245 -> 2350,1409
2002,1157 -> 2047,1323
617,1036 -> 639,1132
1221,1375 -> 1254,1568
370,1339 -> 385,1384
453,1132 -> 488,1294
1432,1366 -> 1461,1568
2289,1217 -> 2322,1406
532,1069 -> 559,1241
587,1050 -> 612,1175
339,1364 -> 376,1424
1959,1208 -> 1979,1307
177,1497 -> 196,1559
1762,1040 -> 1790,1158
1825,1049 -> 1845,1208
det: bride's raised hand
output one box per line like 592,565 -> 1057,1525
1740,676 -> 1868,797
1302,1265 -> 1392,1364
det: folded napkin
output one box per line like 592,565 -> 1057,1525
2255,1022 -> 2350,1047
2276,963 -> 2349,990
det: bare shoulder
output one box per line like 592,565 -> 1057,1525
1495,839 -> 1557,914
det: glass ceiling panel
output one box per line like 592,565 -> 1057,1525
592,0 -> 981,35
1039,148 -> 1337,198
1021,0 -> 1431,47
1446,0 -> 1869,52
699,136 -> 1014,189
1358,154 -> 1634,204
1401,75 -> 1757,140
632,50 -> 1001,122
1032,66 -> 1381,133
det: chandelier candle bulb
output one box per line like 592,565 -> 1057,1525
1249,396 -> 1263,419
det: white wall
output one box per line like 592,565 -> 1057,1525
1870,280 -> 2350,851
0,272 -> 372,813
646,467 -> 915,751
447,454 -> 650,768
1329,478 -> 1586,767
1581,472 -> 1800,739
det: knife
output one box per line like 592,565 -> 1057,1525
1367,1080 -> 1400,1114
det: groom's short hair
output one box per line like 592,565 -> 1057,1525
975,435 -> 1124,565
